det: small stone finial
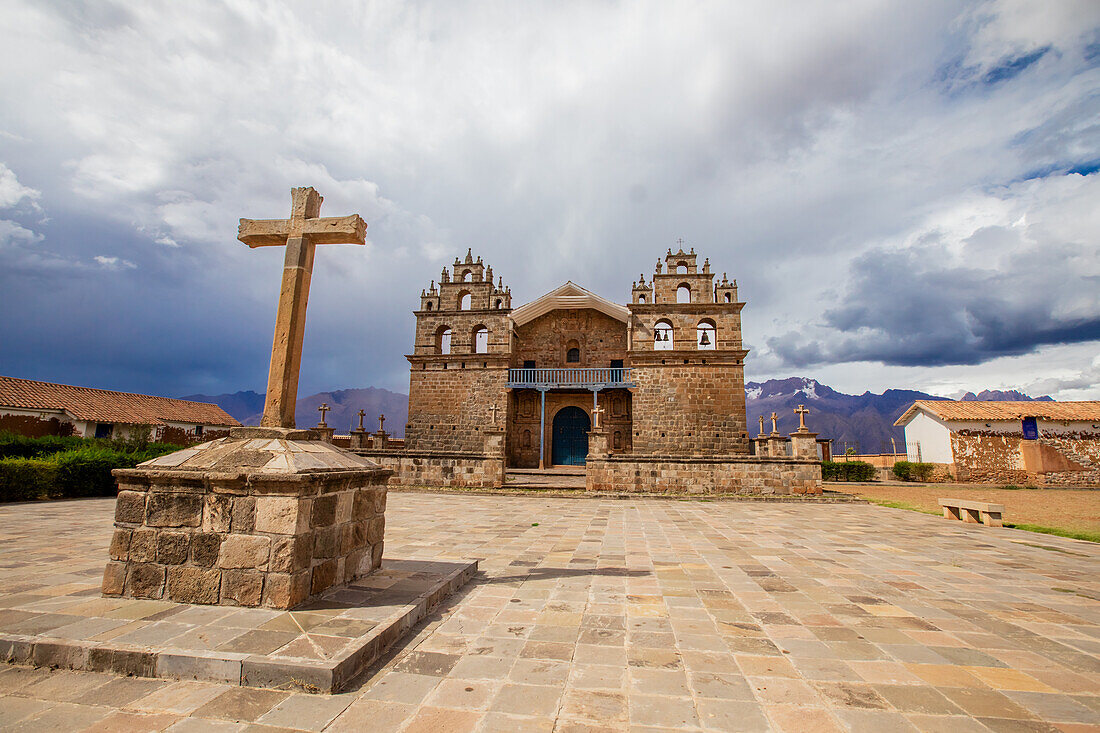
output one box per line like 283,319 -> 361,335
356,409 -> 366,431
498,276 -> 503,288
656,258 -> 663,274
592,404 -> 605,429
703,258 -> 710,273
770,412 -> 779,435
465,247 -> 473,264
378,414 -> 386,432
794,404 -> 810,432
317,403 -> 330,428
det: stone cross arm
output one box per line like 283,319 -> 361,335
238,214 -> 367,247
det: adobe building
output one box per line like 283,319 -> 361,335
358,247 -> 822,495
0,375 -> 239,443
896,400 -> 1100,486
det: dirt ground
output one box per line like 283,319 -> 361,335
830,482 -> 1100,535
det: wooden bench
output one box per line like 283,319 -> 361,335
939,498 -> 1003,527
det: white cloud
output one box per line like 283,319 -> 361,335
0,162 -> 41,210
94,255 -> 136,270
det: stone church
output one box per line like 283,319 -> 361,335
384,247 -> 821,494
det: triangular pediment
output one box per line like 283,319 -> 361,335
510,281 -> 630,327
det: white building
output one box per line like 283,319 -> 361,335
894,400 -> 1100,485
0,375 -> 239,443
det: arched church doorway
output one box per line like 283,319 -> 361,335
551,406 -> 590,466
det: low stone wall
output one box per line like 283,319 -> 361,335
355,450 -> 505,489
104,467 -> 389,609
586,455 -> 822,495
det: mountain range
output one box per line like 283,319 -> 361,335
744,378 -> 1051,454
185,378 -> 1051,451
181,387 -> 409,436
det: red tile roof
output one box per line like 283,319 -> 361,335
895,400 -> 1100,426
0,375 -> 240,427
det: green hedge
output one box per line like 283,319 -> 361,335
0,433 -> 180,502
892,461 -> 936,482
0,432 -> 87,459
0,458 -> 59,501
822,461 -> 876,482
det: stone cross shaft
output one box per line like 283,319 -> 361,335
239,187 -> 367,428
758,415 -> 766,437
317,402 -> 330,427
794,404 -> 809,432
770,412 -> 779,434
357,409 -> 366,431
378,414 -> 386,432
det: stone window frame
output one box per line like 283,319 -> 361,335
696,318 -> 716,350
654,319 -> 674,351
436,325 -> 453,355
473,325 -> 489,354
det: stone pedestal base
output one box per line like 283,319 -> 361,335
789,431 -> 819,458
102,428 -> 392,609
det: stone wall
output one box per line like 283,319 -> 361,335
629,356 -> 749,456
405,366 -> 508,453
1038,435 -> 1100,486
359,450 -> 505,488
511,308 -> 628,368
951,431 -> 1100,486
103,468 -> 388,609
586,454 -> 822,495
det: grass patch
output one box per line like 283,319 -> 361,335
863,498 -> 939,516
1006,523 -> 1100,544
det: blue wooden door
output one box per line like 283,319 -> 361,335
552,407 -> 590,466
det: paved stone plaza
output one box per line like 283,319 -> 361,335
1,493 -> 1098,732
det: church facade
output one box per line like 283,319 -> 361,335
383,247 -> 822,495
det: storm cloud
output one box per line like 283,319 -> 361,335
1,1 -> 1098,400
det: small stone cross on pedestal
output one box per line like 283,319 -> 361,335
794,404 -> 810,432
238,187 -> 367,429
489,404 -> 499,427
378,414 -> 386,433
770,412 -> 779,435
758,415 -> 766,437
356,409 -> 366,432
592,404 -> 605,429
317,403 -> 330,428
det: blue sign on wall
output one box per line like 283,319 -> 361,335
1022,417 -> 1038,440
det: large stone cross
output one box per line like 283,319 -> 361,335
592,404 -> 605,429
794,404 -> 809,432
489,404 -> 499,426
378,414 -> 386,432
239,187 -> 366,428
317,402 -> 330,427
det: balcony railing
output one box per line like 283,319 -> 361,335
507,367 -> 635,390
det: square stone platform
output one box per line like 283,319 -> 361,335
3,557 -> 476,693
103,429 -> 393,610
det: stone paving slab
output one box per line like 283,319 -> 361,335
0,551 -> 476,693
0,493 -> 1097,731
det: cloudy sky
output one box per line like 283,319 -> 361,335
1,1 -> 1098,401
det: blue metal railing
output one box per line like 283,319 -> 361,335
507,367 -> 634,390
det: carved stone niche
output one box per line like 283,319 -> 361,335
103,427 -> 393,610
